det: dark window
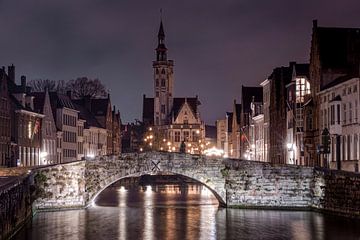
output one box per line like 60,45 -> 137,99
174,132 -> 180,142
161,105 -> 165,114
156,79 -> 159,87
337,104 -> 340,124
161,79 -> 166,87
161,69 -> 166,74
156,91 -> 159,97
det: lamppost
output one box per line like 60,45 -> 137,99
321,128 -> 331,168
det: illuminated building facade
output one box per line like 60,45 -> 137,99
143,20 -> 205,154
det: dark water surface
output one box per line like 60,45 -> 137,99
14,183 -> 360,240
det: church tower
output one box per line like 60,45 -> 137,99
153,20 -> 174,126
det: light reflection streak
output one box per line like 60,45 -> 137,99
199,186 -> 217,240
118,185 -> 127,240
144,185 -> 154,240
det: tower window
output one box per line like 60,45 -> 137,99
156,91 -> 159,97
161,79 -> 166,87
156,69 -> 159,74
161,105 -> 165,114
161,69 -> 166,74
156,79 -> 159,87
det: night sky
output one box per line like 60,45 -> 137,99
0,0 -> 359,124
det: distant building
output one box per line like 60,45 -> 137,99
9,75 -> 44,167
307,20 -> 360,168
250,96 -> 265,161
72,96 -> 121,155
216,118 -> 227,152
230,101 -> 241,158
32,89 -> 58,165
73,100 -> 107,158
260,79 -> 270,162
49,92 -> 79,162
205,125 -> 217,148
0,67 -> 11,167
112,107 -> 121,155
267,64 -> 293,164
318,76 -> 359,172
239,86 -> 263,160
285,63 -> 310,165
142,20 -> 205,153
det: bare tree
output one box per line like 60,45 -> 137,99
29,79 -> 66,92
65,77 -> 107,99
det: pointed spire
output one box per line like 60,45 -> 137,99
158,20 -> 165,40
155,11 -> 167,61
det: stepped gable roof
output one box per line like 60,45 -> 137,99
316,26 -> 360,70
241,86 -> 263,113
205,125 -> 217,139
72,101 -> 101,129
142,96 -> 154,125
226,112 -> 233,132
172,97 -> 199,119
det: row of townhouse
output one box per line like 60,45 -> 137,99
0,65 -> 122,167
217,20 -> 360,172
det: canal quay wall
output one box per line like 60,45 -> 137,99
0,174 -> 33,240
223,159 -> 360,218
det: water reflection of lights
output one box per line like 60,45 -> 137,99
144,185 -> 154,240
118,185 -> 128,239
145,185 -> 153,194
118,186 -> 126,193
117,186 -> 127,207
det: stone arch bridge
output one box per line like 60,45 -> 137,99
31,152 -> 360,218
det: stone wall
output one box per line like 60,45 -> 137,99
30,152 -> 360,218
224,159 -> 314,208
0,175 -> 33,240
312,168 -> 360,218
34,161 -> 86,209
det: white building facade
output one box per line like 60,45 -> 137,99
318,77 -> 360,172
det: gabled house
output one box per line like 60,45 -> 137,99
32,89 -> 58,164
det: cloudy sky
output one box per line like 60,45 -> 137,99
0,0 -> 359,124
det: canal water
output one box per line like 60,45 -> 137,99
14,179 -> 360,240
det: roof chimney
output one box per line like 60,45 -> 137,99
21,75 -> 26,91
8,64 -> 15,82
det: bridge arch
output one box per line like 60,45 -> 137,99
87,171 -> 226,207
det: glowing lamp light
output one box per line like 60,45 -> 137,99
87,154 -> 95,159
287,143 -> 292,149
40,151 -> 48,158
140,148 -> 143,152
251,144 -> 255,149
167,142 -> 171,146
196,130 -> 200,134
204,147 -> 224,157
